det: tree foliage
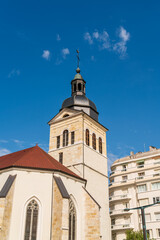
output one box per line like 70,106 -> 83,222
125,229 -> 155,240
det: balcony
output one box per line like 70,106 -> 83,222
110,171 -> 115,176
111,224 -> 134,231
137,165 -> 144,168
109,194 -> 131,202
110,209 -> 132,216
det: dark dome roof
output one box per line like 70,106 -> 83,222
61,95 -> 98,121
62,95 -> 97,111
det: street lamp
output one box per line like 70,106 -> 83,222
124,201 -> 160,240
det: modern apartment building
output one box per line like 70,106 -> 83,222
109,146 -> 160,240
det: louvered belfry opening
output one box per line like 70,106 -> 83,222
24,199 -> 39,240
69,199 -> 76,240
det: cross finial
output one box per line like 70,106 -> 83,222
76,49 -> 80,68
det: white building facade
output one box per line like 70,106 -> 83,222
109,146 -> 160,240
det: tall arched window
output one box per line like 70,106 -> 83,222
69,199 -> 76,240
99,137 -> 102,154
86,129 -> 90,146
63,130 -> 69,147
24,199 -> 39,240
92,133 -> 96,150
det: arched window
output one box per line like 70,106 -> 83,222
99,137 -> 102,154
92,133 -> 96,150
24,199 -> 39,240
74,84 -> 76,92
69,199 -> 76,240
63,130 -> 68,147
78,83 -> 81,91
86,129 -> 90,146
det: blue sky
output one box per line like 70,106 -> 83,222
0,0 -> 160,168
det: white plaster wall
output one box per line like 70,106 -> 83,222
0,169 -> 53,240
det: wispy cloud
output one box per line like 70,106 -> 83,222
107,152 -> 118,171
113,26 -> 130,58
13,139 -> 24,144
42,50 -> 50,60
56,34 -> 61,41
61,48 -> 70,59
84,26 -> 130,58
84,32 -> 93,45
0,148 -> 11,156
8,69 -> 20,78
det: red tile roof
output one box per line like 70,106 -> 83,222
0,146 -> 84,180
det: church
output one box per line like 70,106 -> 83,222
0,65 -> 111,239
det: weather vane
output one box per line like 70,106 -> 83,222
76,49 -> 80,68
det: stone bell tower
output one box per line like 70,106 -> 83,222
48,59 -> 111,239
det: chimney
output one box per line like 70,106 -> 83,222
149,146 -> 157,151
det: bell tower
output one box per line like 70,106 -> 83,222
48,53 -> 111,239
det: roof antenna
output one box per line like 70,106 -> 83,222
144,143 -> 146,152
76,49 -> 80,68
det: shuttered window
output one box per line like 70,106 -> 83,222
92,133 -> 96,150
86,129 -> 90,146
63,130 -> 68,147
99,137 -> 102,154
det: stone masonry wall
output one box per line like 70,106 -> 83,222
52,181 -> 69,240
84,191 -> 101,240
0,181 -> 15,240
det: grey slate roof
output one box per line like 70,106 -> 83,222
0,175 -> 16,198
54,176 -> 70,199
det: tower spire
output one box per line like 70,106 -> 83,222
76,49 -> 80,68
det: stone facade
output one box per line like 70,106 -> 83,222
84,191 -> 100,240
0,181 -> 15,240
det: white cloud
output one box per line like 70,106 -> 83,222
13,139 -> 23,144
84,32 -> 93,45
84,26 -> 130,59
42,50 -> 50,60
113,26 -> 130,58
61,48 -> 70,59
8,69 -> 20,78
0,148 -> 11,156
56,34 -> 61,41
119,26 -> 130,42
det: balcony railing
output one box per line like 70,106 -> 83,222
109,194 -> 131,202
111,224 -> 133,230
110,209 -> 132,216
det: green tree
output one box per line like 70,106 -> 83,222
125,229 -> 155,240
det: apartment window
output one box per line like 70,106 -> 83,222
63,130 -> 68,147
155,213 -> 160,221
157,229 -> 160,237
122,165 -> 127,171
137,184 -> 147,193
153,197 -> 160,203
111,218 -> 115,225
146,230 -> 152,239
59,152 -> 63,164
86,129 -> 90,146
139,198 -> 149,206
69,199 -> 76,240
138,172 -> 145,179
57,136 -> 60,148
124,202 -> 129,208
99,137 -> 102,154
71,131 -> 75,145
24,200 -> 39,240
92,133 -> 96,150
152,182 -> 160,190
122,175 -> 127,182
137,160 -> 144,168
